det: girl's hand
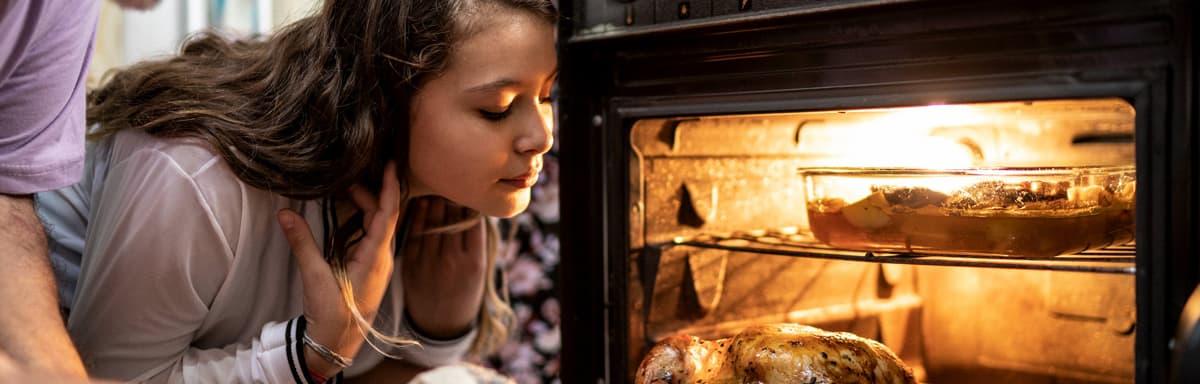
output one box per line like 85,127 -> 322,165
401,198 -> 488,340
277,162 -> 403,377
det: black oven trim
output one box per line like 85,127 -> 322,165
609,78 -> 1152,119
558,1 -> 1197,383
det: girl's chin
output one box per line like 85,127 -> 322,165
484,203 -> 529,218
479,194 -> 531,218
424,188 -> 529,217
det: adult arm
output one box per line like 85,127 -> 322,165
0,194 -> 87,377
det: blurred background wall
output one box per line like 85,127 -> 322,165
91,0 -> 317,86
90,1 -> 563,382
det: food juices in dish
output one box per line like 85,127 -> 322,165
803,166 -> 1135,257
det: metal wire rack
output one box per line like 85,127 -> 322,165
651,229 -> 1136,275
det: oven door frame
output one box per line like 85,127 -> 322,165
557,1 -> 1197,383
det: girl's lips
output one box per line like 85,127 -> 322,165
500,173 -> 538,188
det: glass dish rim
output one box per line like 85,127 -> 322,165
797,165 -> 1135,177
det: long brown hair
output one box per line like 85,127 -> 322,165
87,0 -> 556,356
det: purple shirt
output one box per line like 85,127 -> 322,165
0,0 -> 98,194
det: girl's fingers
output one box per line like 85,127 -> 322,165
425,198 -> 445,257
459,207 -> 470,251
464,210 -> 484,253
348,163 -> 403,277
348,184 -> 378,215
364,162 -> 402,243
348,185 -> 377,230
406,198 -> 429,259
439,203 -> 462,255
427,197 -> 445,226
277,209 -> 333,290
377,161 -> 402,226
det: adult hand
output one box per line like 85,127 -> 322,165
277,162 -> 402,377
401,198 -> 488,340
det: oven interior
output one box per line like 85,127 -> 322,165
628,98 -> 1137,383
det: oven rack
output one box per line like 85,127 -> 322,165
655,230 -> 1136,275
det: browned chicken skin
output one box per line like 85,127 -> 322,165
636,324 -> 915,384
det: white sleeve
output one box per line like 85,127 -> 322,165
163,317 -> 328,384
396,309 -> 478,368
66,149 -> 329,384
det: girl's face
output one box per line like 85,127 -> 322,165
407,8 -> 557,218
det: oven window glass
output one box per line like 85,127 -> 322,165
628,98 -> 1135,384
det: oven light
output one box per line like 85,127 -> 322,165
796,104 -> 990,170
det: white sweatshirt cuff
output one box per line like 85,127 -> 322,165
260,317 -> 343,384
399,311 -> 478,368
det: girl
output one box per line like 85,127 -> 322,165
35,0 -> 557,382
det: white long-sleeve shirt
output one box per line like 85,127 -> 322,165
36,129 -> 475,383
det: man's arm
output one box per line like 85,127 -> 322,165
0,194 -> 86,377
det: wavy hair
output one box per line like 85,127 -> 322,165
86,0 -> 556,357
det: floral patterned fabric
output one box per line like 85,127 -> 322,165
477,144 -> 561,384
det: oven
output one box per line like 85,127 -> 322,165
555,0 -> 1199,383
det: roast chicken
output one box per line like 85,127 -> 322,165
635,324 -> 915,384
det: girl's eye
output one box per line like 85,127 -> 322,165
480,106 -> 512,121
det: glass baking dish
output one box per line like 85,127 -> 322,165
801,166 -> 1135,257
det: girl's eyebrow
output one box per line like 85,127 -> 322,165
465,78 -> 520,94
466,68 -> 559,94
